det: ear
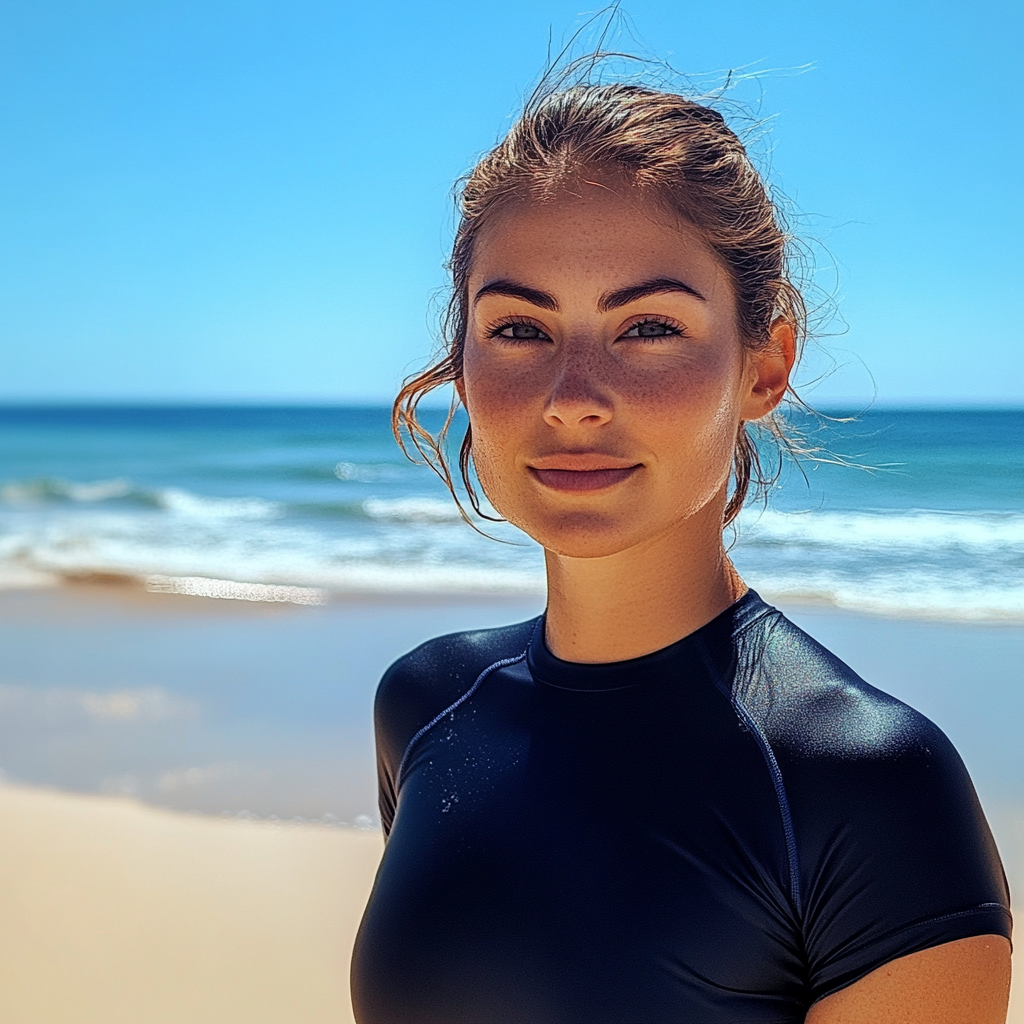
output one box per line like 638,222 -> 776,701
739,318 -> 796,422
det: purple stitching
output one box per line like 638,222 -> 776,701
396,650 -> 529,790
696,634 -> 803,917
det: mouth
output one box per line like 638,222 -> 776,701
528,464 -> 638,495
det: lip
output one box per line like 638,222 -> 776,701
527,453 -> 642,493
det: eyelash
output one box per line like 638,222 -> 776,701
622,317 -> 687,340
485,317 -> 549,342
484,316 -> 688,343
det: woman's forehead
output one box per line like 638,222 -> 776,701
470,188 -> 729,301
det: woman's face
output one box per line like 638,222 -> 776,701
460,179 -> 787,559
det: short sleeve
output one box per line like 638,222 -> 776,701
781,711 -> 1010,1002
731,610 -> 1012,1004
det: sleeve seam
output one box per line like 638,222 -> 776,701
395,646 -> 530,791
856,904 -> 1012,947
733,694 -> 803,916
697,632 -> 803,917
811,904 -> 1013,1002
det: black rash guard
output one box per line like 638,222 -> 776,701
351,591 -> 1010,1023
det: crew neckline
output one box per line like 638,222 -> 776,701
527,589 -> 765,692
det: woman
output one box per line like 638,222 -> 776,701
351,81 -> 1011,1023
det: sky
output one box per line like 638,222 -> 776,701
1,0 -> 1021,406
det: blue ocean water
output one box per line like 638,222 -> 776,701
1,405 -> 1022,621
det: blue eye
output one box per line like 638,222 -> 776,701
496,322 -> 549,340
623,320 -> 678,338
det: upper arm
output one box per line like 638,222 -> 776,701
373,635 -> 482,836
805,935 -> 1011,1024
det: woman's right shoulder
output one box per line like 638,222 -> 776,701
374,617 -> 539,779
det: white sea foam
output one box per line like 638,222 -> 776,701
739,508 -> 1024,552
334,461 -> 401,483
0,477 -> 132,503
759,580 -> 1024,622
0,684 -> 198,725
63,478 -> 133,502
155,488 -> 282,520
0,476 -> 1021,618
158,762 -> 241,793
146,575 -> 328,604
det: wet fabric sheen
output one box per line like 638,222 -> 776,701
351,591 -> 1010,1024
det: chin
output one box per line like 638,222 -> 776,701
513,509 -> 644,560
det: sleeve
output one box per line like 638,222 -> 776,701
373,651 -> 447,839
375,712 -> 398,838
372,619 -> 539,838
372,636 -> 479,838
782,714 -> 1011,1003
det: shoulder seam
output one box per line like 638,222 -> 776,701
696,634 -> 803,917
395,647 -> 530,791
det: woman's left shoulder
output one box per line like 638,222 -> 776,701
731,605 -> 947,767
731,607 -> 1012,1003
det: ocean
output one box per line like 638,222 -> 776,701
2,405 -> 1022,621
1,404 -> 1022,820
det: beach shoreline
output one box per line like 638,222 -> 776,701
9,571 -> 1024,623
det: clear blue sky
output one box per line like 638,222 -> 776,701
1,0 -> 1021,406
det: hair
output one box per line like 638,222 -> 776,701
393,77 -> 808,528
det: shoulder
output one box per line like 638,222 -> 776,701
731,605 -> 979,842
731,605 -> 1009,998
375,617 -> 538,780
731,606 -> 941,762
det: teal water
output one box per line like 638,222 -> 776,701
0,405 -> 1022,818
1,405 -> 1022,620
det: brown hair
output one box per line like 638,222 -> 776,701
393,79 -> 807,527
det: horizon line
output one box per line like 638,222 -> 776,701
0,399 -> 1022,413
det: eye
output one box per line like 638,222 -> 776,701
489,320 -> 551,342
620,318 -> 683,340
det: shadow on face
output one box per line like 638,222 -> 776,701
458,177 -> 788,560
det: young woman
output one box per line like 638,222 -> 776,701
351,81 -> 1011,1023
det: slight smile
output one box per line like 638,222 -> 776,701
528,462 -> 642,493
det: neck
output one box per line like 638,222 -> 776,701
542,505 -> 746,664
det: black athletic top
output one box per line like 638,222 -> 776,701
351,591 -> 1010,1023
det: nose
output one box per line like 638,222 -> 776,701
542,342 -> 614,429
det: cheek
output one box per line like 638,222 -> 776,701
460,361 -> 532,501
464,362 -> 533,423
620,346 -> 744,428
622,350 -> 745,496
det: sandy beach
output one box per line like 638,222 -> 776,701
1,582 -> 1023,1021
0,783 -> 381,1024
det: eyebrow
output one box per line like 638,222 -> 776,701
473,275 -> 706,313
473,279 -> 559,311
598,277 -> 706,311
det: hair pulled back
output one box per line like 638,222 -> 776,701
394,80 -> 807,527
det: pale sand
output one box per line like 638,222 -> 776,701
0,783 -> 1021,1024
0,783 -> 381,1024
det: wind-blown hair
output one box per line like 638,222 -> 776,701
394,79 -> 807,527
